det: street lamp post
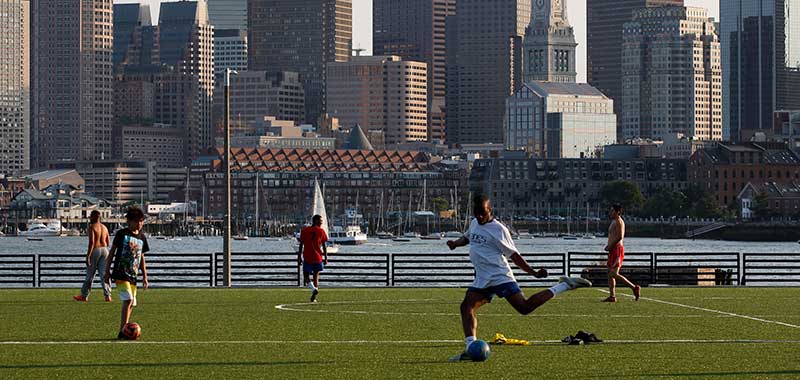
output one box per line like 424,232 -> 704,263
222,68 -> 237,287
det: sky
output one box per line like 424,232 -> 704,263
117,0 -> 720,82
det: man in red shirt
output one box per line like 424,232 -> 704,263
297,215 -> 328,302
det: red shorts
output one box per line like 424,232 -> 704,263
607,245 -> 624,268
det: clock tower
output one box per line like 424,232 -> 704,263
523,0 -> 577,83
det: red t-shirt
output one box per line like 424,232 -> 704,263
300,226 -> 328,264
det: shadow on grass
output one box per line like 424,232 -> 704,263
0,360 -> 335,370
592,370 -> 800,378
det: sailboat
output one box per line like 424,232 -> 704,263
311,178 -> 341,252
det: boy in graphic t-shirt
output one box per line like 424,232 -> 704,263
104,206 -> 150,339
446,194 -> 592,361
297,215 -> 328,303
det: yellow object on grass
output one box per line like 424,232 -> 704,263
490,332 -> 530,346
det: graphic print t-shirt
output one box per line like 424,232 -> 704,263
110,228 -> 150,285
300,226 -> 328,264
466,218 -> 518,288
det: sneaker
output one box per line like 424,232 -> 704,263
633,285 -> 641,301
558,276 -> 592,290
602,296 -> 617,303
73,295 -> 88,302
448,351 -> 472,362
310,288 -> 319,303
104,296 -> 113,302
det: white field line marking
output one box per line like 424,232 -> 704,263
274,299 -> 797,319
597,289 -> 800,329
2,339 -> 800,346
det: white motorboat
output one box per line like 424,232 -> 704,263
443,231 -> 463,238
232,235 -> 249,241
20,220 -> 61,237
376,232 -> 395,240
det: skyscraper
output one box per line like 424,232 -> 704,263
113,4 -> 152,69
373,0 -> 456,142
445,0 -> 530,146
31,0 -> 113,169
621,6 -> 722,141
248,0 -> 352,124
0,0 -> 29,175
722,0 -> 800,142
214,29 -> 248,79
207,0 -> 247,32
158,0 -> 215,162
522,0 -> 577,83
327,56 -> 428,145
587,0 -> 683,121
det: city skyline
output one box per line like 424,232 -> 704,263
115,0 -> 720,82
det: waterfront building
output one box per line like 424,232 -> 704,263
0,0 -> 29,176
722,0 -> 800,142
327,56 -> 428,144
373,0 -> 456,141
23,169 -> 84,191
738,181 -> 800,219
506,82 -> 616,158
248,0 -> 352,124
470,155 -> 687,218
52,161 -> 188,205
9,183 -> 112,222
587,0 -> 684,122
621,6 -> 722,142
522,0 -> 577,83
445,0 -> 530,145
688,142 -> 800,206
31,0 -> 113,169
199,147 -> 468,222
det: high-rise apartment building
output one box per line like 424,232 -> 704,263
213,29 -> 248,79
587,0 -> 683,123
621,6 -> 722,142
248,0 -> 352,124
327,56 -> 428,145
373,0 -> 456,142
31,0 -> 113,169
0,0 -> 29,175
722,0 -> 800,142
445,0 -> 530,146
158,0 -> 215,163
522,0 -> 577,83
207,0 -> 247,32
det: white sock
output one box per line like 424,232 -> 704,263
308,283 -> 317,291
465,336 -> 476,351
548,282 -> 570,297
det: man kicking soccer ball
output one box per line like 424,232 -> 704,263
446,194 -> 592,361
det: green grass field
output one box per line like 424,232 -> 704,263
2,287 -> 800,379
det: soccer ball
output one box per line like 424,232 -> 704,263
122,322 -> 141,340
467,340 -> 490,362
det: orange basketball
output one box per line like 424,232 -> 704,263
122,322 -> 141,340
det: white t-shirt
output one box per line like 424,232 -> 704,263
465,218 -> 518,288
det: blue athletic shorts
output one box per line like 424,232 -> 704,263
303,262 -> 324,274
467,282 -> 521,302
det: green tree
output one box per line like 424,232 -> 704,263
431,197 -> 449,213
749,192 -> 771,220
599,181 -> 645,214
643,190 -> 688,218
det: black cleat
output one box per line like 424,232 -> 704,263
310,288 -> 319,303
